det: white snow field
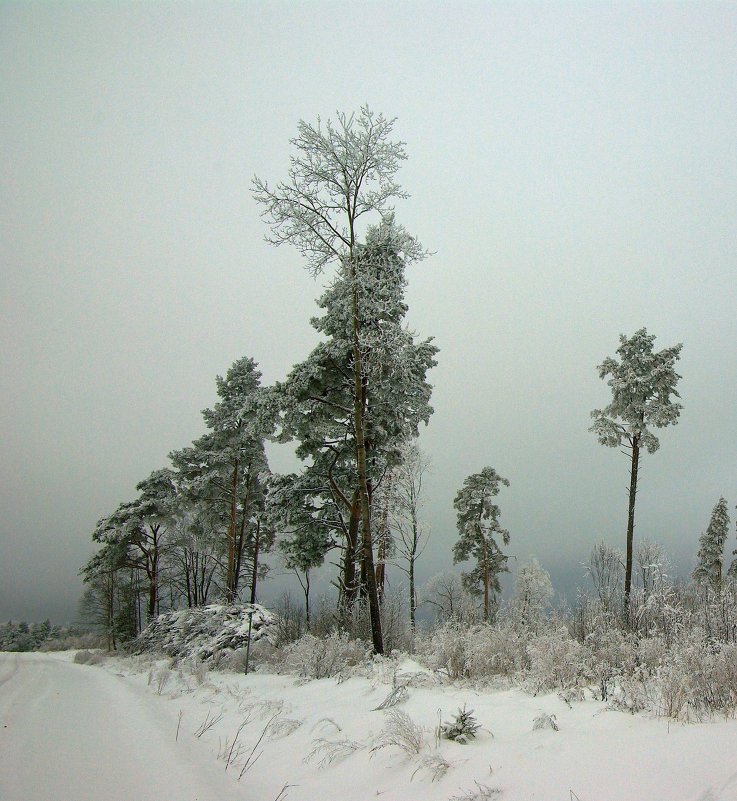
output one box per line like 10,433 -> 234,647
2,650 -> 737,801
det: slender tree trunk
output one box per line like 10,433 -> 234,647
483,541 -> 490,622
250,521 -> 261,604
375,473 -> 392,602
304,569 -> 311,628
409,557 -> 416,631
339,490 -> 361,619
351,260 -> 383,654
226,459 -> 239,602
624,435 -> 640,609
184,552 -> 193,607
234,474 -> 253,600
147,524 -> 160,620
108,575 -> 116,651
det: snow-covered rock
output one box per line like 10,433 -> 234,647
131,603 -> 275,661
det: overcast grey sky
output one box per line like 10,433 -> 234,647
2,2 -> 736,623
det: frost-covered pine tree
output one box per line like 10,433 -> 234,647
266,471 -> 334,626
255,112 -> 436,654
253,109 -> 414,654
453,467 -> 510,621
93,468 -> 177,622
728,505 -> 737,580
590,328 -> 683,605
693,497 -> 731,589
170,357 -> 272,604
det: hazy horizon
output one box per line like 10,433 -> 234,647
2,2 -> 736,624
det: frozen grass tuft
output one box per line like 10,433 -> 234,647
411,751 -> 453,782
372,709 -> 425,757
267,717 -> 302,739
305,737 -> 365,768
194,709 -> 224,738
450,780 -> 501,800
373,683 -> 409,710
310,717 -> 342,734
532,712 -> 559,731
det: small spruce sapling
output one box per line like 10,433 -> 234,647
441,705 -> 480,744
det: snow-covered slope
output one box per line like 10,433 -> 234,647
3,650 -> 737,801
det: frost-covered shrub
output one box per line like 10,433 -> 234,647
271,593 -> 307,647
532,712 -> 558,731
656,629 -> 737,720
73,649 -> 104,665
423,572 -> 481,626
281,631 -> 370,679
509,559 -> 554,633
468,623 -> 528,678
39,632 -> 106,652
415,621 -> 470,680
586,627 -> 638,699
526,628 -> 588,692
417,621 -> 526,681
636,634 -> 668,672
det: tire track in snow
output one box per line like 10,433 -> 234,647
0,653 -> 249,801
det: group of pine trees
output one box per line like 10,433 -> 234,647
80,107 -> 733,654
82,109 -> 437,653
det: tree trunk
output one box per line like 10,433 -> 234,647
409,556 -> 416,632
226,459 -> 240,602
624,435 -> 640,608
375,473 -> 392,602
340,490 -> 361,616
304,569 -> 311,628
351,262 -> 383,654
483,541 -> 490,622
250,520 -> 261,604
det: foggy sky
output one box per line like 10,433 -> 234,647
2,2 -> 736,623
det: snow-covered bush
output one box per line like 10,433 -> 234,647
585,626 -> 638,699
509,559 -> 553,633
416,621 -> 526,681
636,634 -> 668,672
271,593 -> 307,647
655,628 -> 737,720
532,712 -> 558,731
416,621 -> 471,679
38,631 -> 106,652
466,623 -> 527,678
131,603 -> 275,662
73,649 -> 105,665
281,631 -> 370,679
525,628 -> 588,692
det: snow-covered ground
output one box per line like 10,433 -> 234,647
2,651 -> 737,801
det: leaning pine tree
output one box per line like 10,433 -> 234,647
253,108 -> 433,654
693,497 -> 731,590
590,328 -> 683,607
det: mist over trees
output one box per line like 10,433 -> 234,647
74,109 -> 736,675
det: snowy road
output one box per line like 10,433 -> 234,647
0,653 -> 246,801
